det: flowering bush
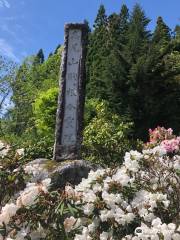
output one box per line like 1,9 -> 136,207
0,141 -> 27,206
0,127 -> 179,239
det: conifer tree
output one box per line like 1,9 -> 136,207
34,49 -> 45,65
11,58 -> 35,135
86,5 -> 109,99
152,17 -> 171,46
103,5 -> 130,114
125,4 -> 151,138
174,25 -> 180,39
125,4 -> 150,64
54,44 -> 61,54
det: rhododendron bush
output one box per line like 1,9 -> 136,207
0,127 -> 179,240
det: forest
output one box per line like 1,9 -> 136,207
0,3 -> 180,165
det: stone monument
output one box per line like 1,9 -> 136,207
24,24 -> 99,189
53,23 -> 88,161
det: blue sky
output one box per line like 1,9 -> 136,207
0,0 -> 179,63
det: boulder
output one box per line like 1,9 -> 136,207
24,159 -> 99,189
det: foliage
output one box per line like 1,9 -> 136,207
0,127 -> 179,239
0,47 -> 61,159
33,87 -> 58,136
86,4 -> 180,140
86,5 -> 109,100
83,99 -> 133,166
1,47 -> 61,138
0,141 -> 27,206
0,57 -> 16,136
1,3 -> 180,146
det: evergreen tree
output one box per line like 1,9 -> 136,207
94,5 -> 107,28
152,17 -> 171,46
48,52 -> 53,58
33,49 -> 45,65
11,57 -> 36,135
118,4 -> 129,47
83,19 -> 91,33
103,5 -> 130,114
127,15 -> 179,139
54,44 -> 61,54
86,5 -> 109,99
125,4 -> 150,64
174,25 -> 180,38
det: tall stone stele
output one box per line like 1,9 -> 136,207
25,24 -> 97,189
53,23 -> 88,161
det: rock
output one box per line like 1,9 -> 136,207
24,159 -> 99,190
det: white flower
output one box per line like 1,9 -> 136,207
16,179 -> 50,208
88,220 -> 99,233
15,227 -> 29,240
83,190 -> 97,203
0,142 -> 10,158
112,168 -> 130,186
102,191 -> 116,206
41,178 -> 51,192
92,183 -> 102,193
124,158 -> 139,172
124,213 -> 135,223
17,184 -> 40,207
65,185 -> 75,197
64,216 -> 77,232
83,203 -> 94,215
152,218 -> 162,227
24,164 -> 49,181
0,203 -> 19,225
100,209 -> 114,222
167,223 -> 176,230
100,231 -> 109,240
126,205 -> 132,212
152,146 -> 167,156
16,148 -> 25,156
163,200 -> 170,208
30,225 -> 47,240
172,233 -> 180,240
74,227 -> 92,240
143,213 -> 155,222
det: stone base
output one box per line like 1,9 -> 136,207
24,159 -> 99,190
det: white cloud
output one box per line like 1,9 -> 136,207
0,38 -> 19,62
0,0 -> 10,8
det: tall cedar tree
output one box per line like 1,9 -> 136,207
149,17 -> 180,135
125,4 -> 150,64
33,49 -> 45,65
128,16 -> 176,139
174,25 -> 180,39
126,4 -> 151,139
86,5 -> 109,99
11,59 -> 35,135
103,5 -> 130,114
152,16 -> 171,46
31,49 -> 45,89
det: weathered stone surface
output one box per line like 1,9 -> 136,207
24,159 -> 99,190
53,23 -> 88,161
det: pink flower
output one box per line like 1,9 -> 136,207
161,138 -> 180,153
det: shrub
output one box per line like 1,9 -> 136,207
33,87 -> 58,136
83,99 -> 134,166
0,127 -> 179,240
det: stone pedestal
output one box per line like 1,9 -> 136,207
24,159 -> 99,189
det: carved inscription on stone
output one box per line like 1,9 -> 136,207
61,30 -> 82,146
